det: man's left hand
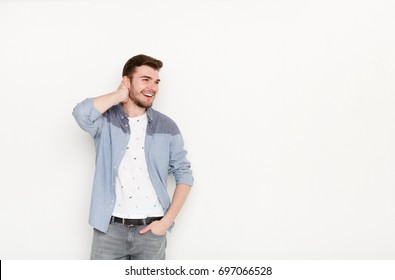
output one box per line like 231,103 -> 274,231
139,220 -> 169,236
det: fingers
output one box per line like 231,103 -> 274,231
118,81 -> 127,91
139,225 -> 151,235
118,76 -> 130,104
139,221 -> 168,236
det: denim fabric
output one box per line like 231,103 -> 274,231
90,223 -> 166,260
73,98 -> 193,233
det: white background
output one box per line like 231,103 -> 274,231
0,0 -> 394,259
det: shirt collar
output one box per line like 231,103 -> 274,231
146,108 -> 154,123
117,103 -> 154,123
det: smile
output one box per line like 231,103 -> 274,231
143,92 -> 154,97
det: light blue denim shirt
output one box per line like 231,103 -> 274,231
73,98 -> 193,232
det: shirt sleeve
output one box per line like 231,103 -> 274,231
72,98 -> 104,139
168,133 -> 194,186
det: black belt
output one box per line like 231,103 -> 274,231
111,216 -> 162,226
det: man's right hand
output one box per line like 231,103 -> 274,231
93,76 -> 131,113
118,76 -> 130,104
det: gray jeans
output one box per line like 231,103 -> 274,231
90,222 -> 167,260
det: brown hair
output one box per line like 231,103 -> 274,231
122,54 -> 163,77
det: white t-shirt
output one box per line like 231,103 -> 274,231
112,113 -> 164,219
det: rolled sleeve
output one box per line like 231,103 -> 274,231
72,98 -> 104,138
169,134 -> 194,186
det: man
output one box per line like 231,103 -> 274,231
72,54 -> 193,260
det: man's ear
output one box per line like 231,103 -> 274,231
122,76 -> 131,89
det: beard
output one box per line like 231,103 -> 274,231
129,90 -> 154,109
134,98 -> 152,109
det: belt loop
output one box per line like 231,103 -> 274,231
142,218 -> 147,226
110,216 -> 115,224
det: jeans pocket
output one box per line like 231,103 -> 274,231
148,230 -> 166,238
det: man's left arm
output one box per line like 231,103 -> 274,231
140,131 -> 193,236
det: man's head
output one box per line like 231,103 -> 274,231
122,54 -> 163,109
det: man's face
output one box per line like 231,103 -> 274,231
128,65 -> 160,109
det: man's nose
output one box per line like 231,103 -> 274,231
148,81 -> 158,91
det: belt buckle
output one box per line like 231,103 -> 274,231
124,219 -> 135,227
125,218 -> 146,227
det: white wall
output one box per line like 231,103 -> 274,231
1,0 -> 394,259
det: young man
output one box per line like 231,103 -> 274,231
73,54 -> 193,260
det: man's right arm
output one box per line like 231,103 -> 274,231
72,78 -> 130,138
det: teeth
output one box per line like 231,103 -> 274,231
143,93 -> 153,97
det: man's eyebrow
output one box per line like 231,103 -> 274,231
140,75 -> 161,82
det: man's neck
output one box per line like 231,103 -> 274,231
122,101 -> 147,118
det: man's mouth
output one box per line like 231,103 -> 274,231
142,92 -> 154,97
